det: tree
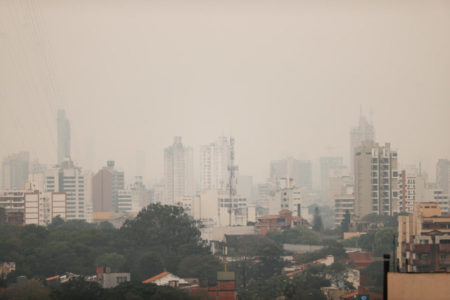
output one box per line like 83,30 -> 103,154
312,207 -> 324,232
0,280 -> 50,300
341,210 -> 351,233
103,281 -> 192,300
267,225 -> 321,245
121,204 -> 209,273
95,252 -> 125,273
177,254 -> 221,286
374,227 -> 396,257
50,277 -> 104,300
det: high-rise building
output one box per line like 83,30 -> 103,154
270,157 -> 312,189
1,152 -> 29,189
436,159 -> 450,194
92,161 -> 124,212
117,176 -> 151,214
320,157 -> 344,190
237,175 -> 253,204
350,113 -> 375,175
199,137 -> 230,191
354,141 -> 399,217
44,159 -> 93,221
57,110 -> 71,164
398,170 -> 427,213
164,137 -> 194,205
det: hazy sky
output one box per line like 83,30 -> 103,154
1,0 -> 449,184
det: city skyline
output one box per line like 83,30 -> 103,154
1,0 -> 450,183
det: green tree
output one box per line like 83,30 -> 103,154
374,227 -> 396,257
312,207 -> 324,232
177,254 -> 221,286
341,210 -> 351,233
95,252 -> 125,272
0,280 -> 50,300
121,204 -> 209,273
268,225 -> 321,245
50,277 -> 104,300
358,231 -> 375,252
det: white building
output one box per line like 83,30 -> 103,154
43,160 -> 93,222
117,189 -> 133,213
164,137 -> 194,205
398,171 -> 427,213
199,136 -> 231,191
424,188 -> 449,214
197,189 -> 248,226
24,191 -> 66,225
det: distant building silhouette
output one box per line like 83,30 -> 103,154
1,152 -> 29,189
57,110 -> 71,164
164,137 -> 194,205
350,112 -> 375,175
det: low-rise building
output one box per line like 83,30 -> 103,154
334,194 -> 354,227
96,267 -> 130,288
397,202 -> 450,272
255,209 -> 308,235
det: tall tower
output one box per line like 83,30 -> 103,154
227,137 -> 238,226
199,136 -> 231,191
164,137 -> 194,205
57,110 -> 71,164
354,141 -> 399,217
350,112 -> 375,175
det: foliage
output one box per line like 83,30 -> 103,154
49,278 -> 193,300
0,280 -> 50,300
95,253 -> 125,273
341,210 -> 351,233
121,204 -> 209,277
177,254 -> 221,286
240,265 -> 331,300
50,277 -> 104,300
0,204 -> 212,284
267,225 -> 322,245
226,235 -> 285,289
361,213 -> 397,227
296,240 -> 348,264
374,227 -> 396,257
312,207 -> 324,232
358,232 -> 375,252
360,260 -> 384,294
340,236 -> 359,248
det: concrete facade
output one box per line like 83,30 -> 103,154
354,141 -> 399,217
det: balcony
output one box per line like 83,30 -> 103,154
439,244 -> 450,252
412,244 -> 432,252
411,259 -> 431,266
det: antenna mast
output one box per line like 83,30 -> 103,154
228,137 -> 238,226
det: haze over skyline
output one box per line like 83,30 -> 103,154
1,0 -> 450,183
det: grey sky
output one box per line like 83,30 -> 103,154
1,0 -> 449,183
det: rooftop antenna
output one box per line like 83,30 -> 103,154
228,137 -> 238,226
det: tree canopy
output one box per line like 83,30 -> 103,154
0,204 -> 214,284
